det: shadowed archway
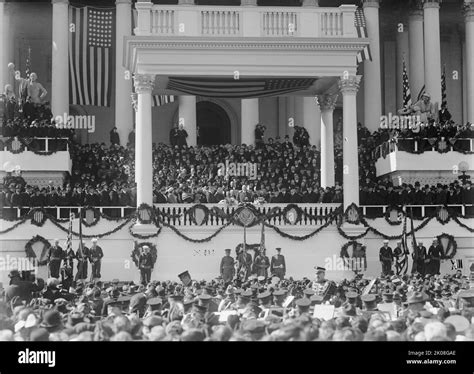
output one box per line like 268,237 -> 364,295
196,101 -> 231,145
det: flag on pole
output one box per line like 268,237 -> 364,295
66,212 -> 74,254
417,85 -> 426,102
441,65 -> 448,111
69,6 -> 115,107
402,59 -> 412,108
408,208 -> 419,274
355,7 -> 372,63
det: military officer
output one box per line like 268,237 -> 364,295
89,238 -> 104,281
74,242 -> 90,282
138,246 -> 153,285
270,247 -> 286,280
427,238 -> 444,275
220,248 -> 235,284
47,239 -> 64,279
311,266 -> 332,298
379,240 -> 393,276
412,241 -> 427,276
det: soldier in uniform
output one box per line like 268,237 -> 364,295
253,248 -> 270,279
47,239 -> 64,279
74,241 -> 90,282
220,248 -> 235,284
89,238 -> 104,281
427,238 -> 444,275
379,240 -> 393,276
138,245 -> 153,285
311,267 -> 333,299
270,247 -> 286,280
412,241 -> 427,276
272,289 -> 287,307
61,245 -> 75,290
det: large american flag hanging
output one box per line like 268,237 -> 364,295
167,77 -> 316,98
402,59 -> 412,108
153,94 -> 176,107
355,8 -> 372,63
69,6 -> 115,107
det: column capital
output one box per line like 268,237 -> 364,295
362,0 -> 380,9
464,1 -> 474,21
318,94 -> 338,112
131,92 -> 138,112
178,0 -> 195,4
133,74 -> 155,94
51,0 -> 68,4
338,75 -> 361,95
241,0 -> 257,6
422,0 -> 441,9
302,0 -> 319,7
115,0 -> 132,4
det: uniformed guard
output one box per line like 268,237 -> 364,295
379,240 -> 393,276
138,245 -> 153,285
311,266 -> 332,298
272,289 -> 287,307
47,239 -> 64,279
220,248 -> 235,284
74,241 -> 90,282
427,238 -> 444,275
295,298 -> 311,316
253,249 -> 270,279
89,238 -> 104,281
270,247 -> 286,280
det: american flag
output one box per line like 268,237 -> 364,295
451,259 -> 463,270
153,94 -> 176,107
167,77 -> 316,98
69,6 -> 115,107
355,8 -> 372,63
441,65 -> 448,110
417,85 -> 426,101
402,59 -> 412,108
25,46 -> 31,79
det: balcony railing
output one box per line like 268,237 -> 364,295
1,137 -> 70,153
135,3 -> 358,38
360,204 -> 474,218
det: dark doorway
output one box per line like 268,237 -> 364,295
196,101 -> 231,145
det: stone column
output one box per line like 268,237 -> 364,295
318,94 -> 338,188
178,96 -> 197,146
51,0 -> 69,117
115,0 -> 133,146
241,98 -> 259,146
0,0 -> 6,90
465,0 -> 474,123
362,0 -> 382,132
339,75 -> 361,209
408,1 -> 425,99
133,74 -> 154,208
423,0 -> 442,106
302,96 -> 321,147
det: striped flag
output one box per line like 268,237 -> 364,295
69,6 -> 115,107
451,259 -> 463,270
167,77 -> 316,98
355,7 -> 372,63
441,66 -> 448,110
66,212 -> 74,254
402,59 -> 412,108
153,94 -> 175,107
417,85 -> 426,101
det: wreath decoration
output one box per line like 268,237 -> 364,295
187,204 -> 210,226
137,203 -> 156,225
25,235 -> 51,266
4,137 -> 26,154
344,203 -> 363,225
131,241 -> 158,268
81,206 -> 101,227
435,205 -> 450,225
384,205 -> 405,226
436,233 -> 457,260
282,204 -> 302,225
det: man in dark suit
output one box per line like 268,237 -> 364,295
89,238 -> 104,281
270,247 -> 286,280
5,270 -> 42,308
427,238 -> 444,275
379,240 -> 393,276
74,242 -> 90,282
47,239 -> 64,278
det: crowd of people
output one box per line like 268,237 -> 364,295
1,266 -> 472,342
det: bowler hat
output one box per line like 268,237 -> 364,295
40,310 -> 62,329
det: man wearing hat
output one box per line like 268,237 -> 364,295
412,241 -> 427,276
311,267 -> 334,300
138,245 -> 153,285
220,248 -> 235,284
47,239 -> 64,279
253,248 -> 270,280
379,240 -> 393,276
270,247 -> 286,280
427,238 -> 444,276
272,289 -> 287,307
89,238 -> 104,281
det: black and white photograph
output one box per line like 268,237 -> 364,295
0,0 -> 473,371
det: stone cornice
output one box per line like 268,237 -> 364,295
423,0 -> 441,9
134,74 -> 155,93
464,1 -> 474,21
338,75 -> 361,94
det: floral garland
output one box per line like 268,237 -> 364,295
80,206 -> 101,228
451,215 -> 474,233
49,217 -> 134,238
0,216 -> 30,234
264,215 -> 336,241
3,137 -> 26,154
437,233 -> 457,260
162,221 -> 232,243
137,203 -> 156,225
281,204 -> 303,225
128,221 -> 163,239
131,241 -> 158,268
187,204 -> 210,226
3,137 -> 70,156
25,235 -> 51,266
